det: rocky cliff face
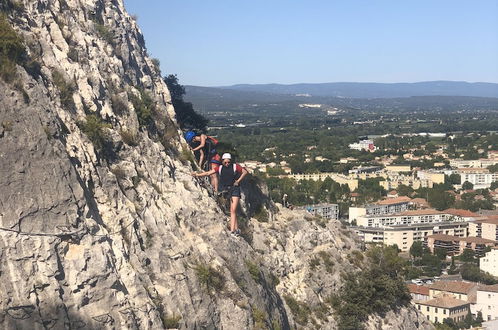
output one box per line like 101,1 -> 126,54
0,1 -> 432,329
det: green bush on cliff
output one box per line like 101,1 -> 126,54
52,70 -> 76,109
0,13 -> 41,84
95,23 -> 113,44
283,295 -> 310,326
78,114 -> 111,151
194,262 -> 225,293
328,245 -> 411,330
245,260 -> 262,283
0,13 -> 25,82
129,89 -> 154,128
253,205 -> 269,222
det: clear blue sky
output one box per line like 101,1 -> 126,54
123,0 -> 498,86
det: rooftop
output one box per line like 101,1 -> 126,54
457,168 -> 490,173
375,196 -> 412,205
398,209 -> 444,216
416,295 -> 470,308
444,208 -> 479,218
474,217 -> 498,225
428,281 -> 477,294
407,284 -> 430,296
477,284 -> 498,293
411,198 -> 429,205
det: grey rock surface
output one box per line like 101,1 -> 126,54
0,0 -> 433,329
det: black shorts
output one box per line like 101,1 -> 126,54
220,186 -> 241,197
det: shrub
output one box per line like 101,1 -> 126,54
131,176 -> 141,188
347,250 -> 364,267
194,262 -> 225,293
67,46 -> 78,62
151,58 -> 160,72
313,303 -> 330,322
78,114 -> 111,150
309,256 -> 320,271
0,13 -> 41,81
180,147 -> 196,167
269,272 -> 280,288
52,70 -> 75,109
1,0 -> 25,12
318,251 -> 334,273
111,94 -> 129,116
129,89 -> 154,128
245,260 -> 262,283
2,120 -> 13,131
251,306 -> 267,330
329,245 -> 411,330
159,128 -> 177,152
0,13 -> 25,82
254,205 -> 269,222
95,23 -> 113,44
162,314 -> 181,329
314,215 -> 328,228
460,263 -> 498,284
283,295 -> 310,325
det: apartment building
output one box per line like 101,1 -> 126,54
480,248 -> 498,277
457,168 -> 498,189
426,234 -> 497,256
348,166 -> 383,174
356,209 -> 478,229
356,221 -> 469,252
301,203 -> 339,220
380,174 -> 442,190
349,139 -> 375,152
284,172 -> 359,191
385,165 -> 411,172
469,217 -> 498,241
473,284 -> 498,322
450,159 -> 498,168
348,196 -> 412,223
414,295 -> 470,324
356,209 -> 448,228
417,170 -> 446,185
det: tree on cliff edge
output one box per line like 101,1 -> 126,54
164,74 -> 208,132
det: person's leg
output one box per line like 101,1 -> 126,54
230,196 -> 240,232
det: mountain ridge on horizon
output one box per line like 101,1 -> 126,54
189,80 -> 498,98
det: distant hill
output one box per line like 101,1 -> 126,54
184,85 -> 498,114
217,81 -> 498,98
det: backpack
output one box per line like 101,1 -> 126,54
207,135 -> 218,146
218,163 -> 237,175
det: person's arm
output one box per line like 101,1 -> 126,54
191,134 -> 206,152
234,167 -> 248,186
198,149 -> 205,167
192,168 -> 217,177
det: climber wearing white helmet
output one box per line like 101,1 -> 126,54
192,153 -> 248,237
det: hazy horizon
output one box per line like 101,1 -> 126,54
194,80 -> 498,88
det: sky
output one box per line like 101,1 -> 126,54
123,0 -> 498,86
